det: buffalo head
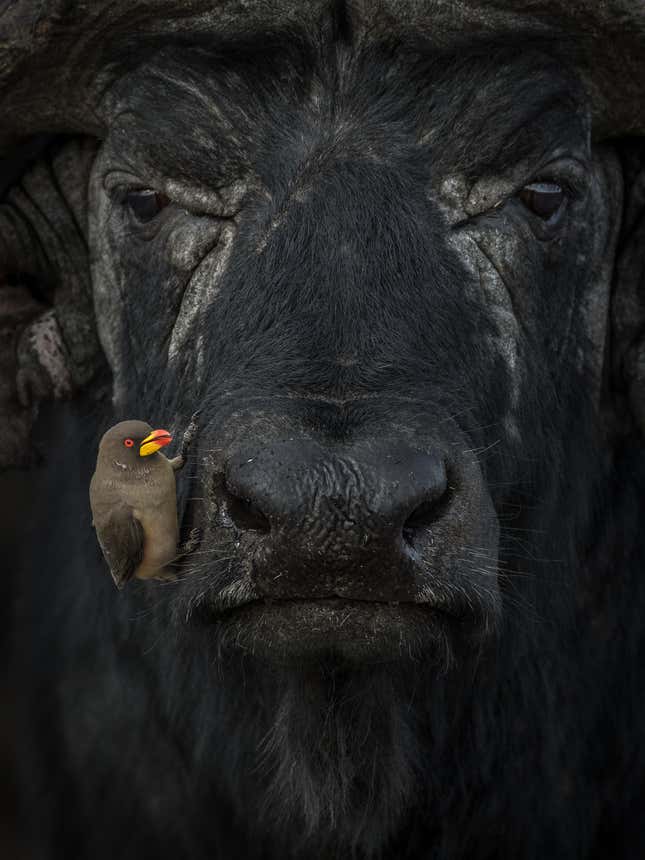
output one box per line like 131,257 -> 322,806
3,2 -> 645,858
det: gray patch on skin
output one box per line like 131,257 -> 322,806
165,178 -> 249,215
219,179 -> 251,210
576,148 -> 622,401
465,175 -> 516,218
448,229 -> 523,441
165,183 -> 228,216
89,140 -> 243,405
193,332 -> 206,387
168,222 -> 236,364
433,150 -> 621,437
437,174 -> 469,225
439,164 -> 537,225
16,309 -> 74,404
167,219 -> 226,272
89,169 -> 128,404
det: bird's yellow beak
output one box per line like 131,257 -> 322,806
139,428 -> 173,457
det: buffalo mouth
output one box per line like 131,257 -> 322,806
221,598 -> 460,663
179,579 -> 499,664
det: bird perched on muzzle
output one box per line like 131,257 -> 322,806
89,418 -> 195,588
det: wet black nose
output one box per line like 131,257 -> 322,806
221,440 -> 451,601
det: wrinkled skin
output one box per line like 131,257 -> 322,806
6,17 -> 645,860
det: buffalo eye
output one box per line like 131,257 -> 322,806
124,438 -> 134,448
518,181 -> 566,222
125,189 -> 170,223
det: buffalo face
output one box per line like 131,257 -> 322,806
89,39 -> 620,662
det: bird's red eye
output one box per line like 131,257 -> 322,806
124,438 -> 134,448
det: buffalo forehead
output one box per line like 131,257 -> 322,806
101,41 -> 585,197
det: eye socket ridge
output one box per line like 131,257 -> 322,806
124,188 -> 171,224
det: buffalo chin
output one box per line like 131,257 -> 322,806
200,598 -> 492,665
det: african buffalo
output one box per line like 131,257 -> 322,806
2,2 -> 645,858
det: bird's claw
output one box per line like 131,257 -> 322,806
177,526 -> 201,556
171,410 -> 201,470
178,410 -> 200,459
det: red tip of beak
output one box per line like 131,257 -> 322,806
148,429 -> 172,446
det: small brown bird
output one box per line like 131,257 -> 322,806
89,419 -> 185,588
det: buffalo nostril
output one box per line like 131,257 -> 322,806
225,492 -> 271,534
402,485 -> 452,548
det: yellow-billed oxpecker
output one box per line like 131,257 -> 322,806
90,419 -> 185,588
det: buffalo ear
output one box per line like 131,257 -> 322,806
0,137 -> 106,468
611,140 -> 645,437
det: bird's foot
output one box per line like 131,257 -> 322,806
177,526 -> 201,556
172,410 -> 201,471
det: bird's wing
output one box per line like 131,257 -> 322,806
94,505 -> 144,590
